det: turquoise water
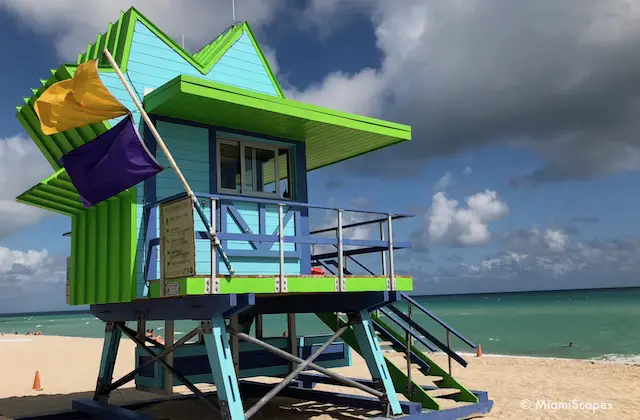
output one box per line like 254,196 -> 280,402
1,288 -> 638,362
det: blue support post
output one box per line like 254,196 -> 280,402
202,316 -> 244,420
350,310 -> 402,416
94,322 -> 123,403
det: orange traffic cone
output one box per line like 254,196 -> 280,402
32,370 -> 42,391
476,344 -> 483,358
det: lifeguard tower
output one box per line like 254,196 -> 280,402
15,7 -> 493,419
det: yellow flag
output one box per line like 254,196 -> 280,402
34,60 -> 129,136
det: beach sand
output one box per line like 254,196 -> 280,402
1,336 -> 639,419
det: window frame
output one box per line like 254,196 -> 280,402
216,136 -> 294,200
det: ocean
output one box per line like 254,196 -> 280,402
1,288 -> 638,363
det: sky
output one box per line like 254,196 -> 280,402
3,0 -> 640,312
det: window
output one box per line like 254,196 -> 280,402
218,137 -> 293,199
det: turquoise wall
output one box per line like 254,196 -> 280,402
154,121 -> 212,278
144,120 -> 302,283
94,18 -> 282,294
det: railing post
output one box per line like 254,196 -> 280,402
447,330 -> 452,375
256,314 -> 264,339
387,214 -> 395,291
337,209 -> 345,292
380,221 -> 387,276
278,204 -> 287,293
209,198 -> 218,294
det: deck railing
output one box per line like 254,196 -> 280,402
143,192 -> 414,291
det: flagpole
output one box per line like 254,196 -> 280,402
102,49 -> 235,275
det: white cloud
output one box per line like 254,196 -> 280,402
287,68 -> 386,117
0,247 -> 65,288
433,171 -> 453,191
289,0 -> 640,183
0,247 -> 49,274
427,189 -> 508,246
462,166 -> 473,175
512,227 -> 570,253
0,246 -> 68,313
460,234 -> 638,283
543,228 -> 569,252
0,136 -> 53,237
261,45 -> 279,77
0,0 -> 284,60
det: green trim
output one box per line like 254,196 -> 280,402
345,277 -> 387,292
200,26 -> 245,74
219,276 -> 276,294
287,277 -> 336,293
116,9 -> 136,72
372,313 -> 479,404
242,23 -> 285,98
396,276 -> 413,290
16,196 -> 75,217
177,75 -> 410,132
147,276 -> 412,297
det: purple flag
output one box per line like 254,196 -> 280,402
60,114 -> 163,207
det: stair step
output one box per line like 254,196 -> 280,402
421,375 -> 444,383
378,341 -> 394,346
425,388 -> 461,398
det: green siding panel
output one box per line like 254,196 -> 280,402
96,205 -> 108,303
63,190 -> 137,305
70,217 -> 78,305
76,213 -> 87,304
107,198 -> 120,302
86,207 -> 97,302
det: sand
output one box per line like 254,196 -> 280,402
1,335 -> 639,419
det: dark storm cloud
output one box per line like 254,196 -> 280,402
331,1 -> 640,183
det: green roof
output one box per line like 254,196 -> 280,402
16,169 -> 84,216
144,75 -> 411,171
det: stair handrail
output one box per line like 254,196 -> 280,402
399,293 -> 477,349
381,306 -> 468,367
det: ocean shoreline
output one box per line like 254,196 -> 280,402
3,334 -> 638,365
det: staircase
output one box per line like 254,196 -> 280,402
315,293 -> 493,418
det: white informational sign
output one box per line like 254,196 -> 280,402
165,281 -> 181,297
160,197 -> 196,280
